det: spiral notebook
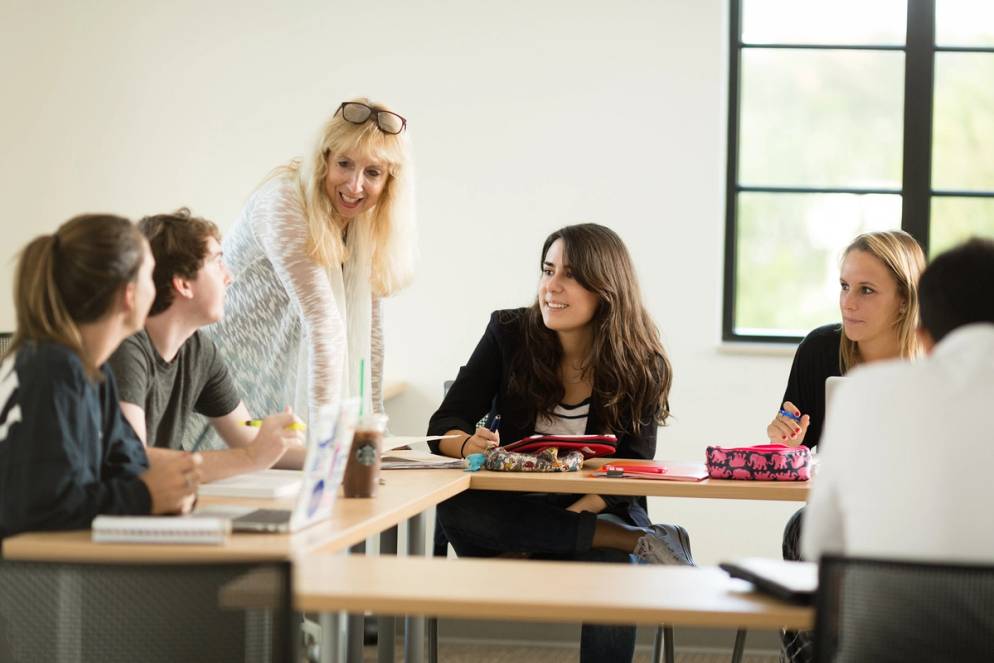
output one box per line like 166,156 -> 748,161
92,516 -> 230,545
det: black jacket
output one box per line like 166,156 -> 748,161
428,308 -> 659,526
0,342 -> 151,540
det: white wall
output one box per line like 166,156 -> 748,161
0,0 -> 800,564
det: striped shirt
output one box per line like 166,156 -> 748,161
534,397 -> 590,436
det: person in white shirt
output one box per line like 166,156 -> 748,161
803,237 -> 994,563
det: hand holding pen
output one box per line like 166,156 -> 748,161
459,414 -> 501,458
767,401 -> 811,446
242,406 -> 306,470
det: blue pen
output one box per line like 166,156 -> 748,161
778,408 -> 801,423
488,414 -> 501,432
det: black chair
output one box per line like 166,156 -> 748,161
814,555 -> 994,663
0,559 -> 294,662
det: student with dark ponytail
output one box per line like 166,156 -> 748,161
0,214 -> 201,540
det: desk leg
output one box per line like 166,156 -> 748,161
347,542 -> 366,663
379,527 -> 399,663
730,628 -> 747,663
320,611 -> 347,663
404,512 -> 426,663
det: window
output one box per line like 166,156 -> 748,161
724,0 -> 994,342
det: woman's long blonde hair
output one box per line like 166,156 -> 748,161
839,230 -> 926,373
270,97 -> 416,296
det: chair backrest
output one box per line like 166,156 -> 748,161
815,555 -> 994,663
0,559 -> 293,662
442,379 -> 496,429
0,333 -> 11,357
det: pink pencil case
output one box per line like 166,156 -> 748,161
705,444 -> 811,481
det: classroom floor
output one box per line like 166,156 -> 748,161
362,643 -> 780,662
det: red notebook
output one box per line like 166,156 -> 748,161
591,461 -> 709,482
500,434 -> 618,460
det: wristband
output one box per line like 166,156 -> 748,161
459,435 -> 472,458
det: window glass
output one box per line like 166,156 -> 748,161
930,197 -> 994,255
735,192 -> 902,335
739,49 -> 904,188
931,52 -> 994,191
936,0 -> 994,47
742,0 -> 907,45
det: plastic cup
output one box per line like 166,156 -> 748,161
342,413 -> 387,498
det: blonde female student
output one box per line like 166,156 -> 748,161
768,230 -> 926,450
190,98 -> 416,449
428,223 -> 689,663
774,230 -> 925,663
0,215 -> 201,539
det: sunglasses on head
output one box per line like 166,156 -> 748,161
336,102 -> 407,135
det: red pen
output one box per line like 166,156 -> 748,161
604,464 -> 665,474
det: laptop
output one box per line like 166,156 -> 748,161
825,376 -> 846,416
199,400 -> 358,533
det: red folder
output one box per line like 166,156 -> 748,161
591,461 -> 709,482
500,434 -> 618,460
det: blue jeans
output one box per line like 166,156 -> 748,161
436,490 -> 638,663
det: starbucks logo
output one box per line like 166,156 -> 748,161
355,443 -> 377,466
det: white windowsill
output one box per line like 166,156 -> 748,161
717,341 -> 799,357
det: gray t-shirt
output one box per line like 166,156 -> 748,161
109,329 -> 241,449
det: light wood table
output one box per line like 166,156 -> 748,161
2,469 -> 470,663
467,459 -> 810,501
295,555 -> 813,630
1,469 -> 470,563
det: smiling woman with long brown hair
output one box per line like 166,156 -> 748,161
427,223 -> 686,663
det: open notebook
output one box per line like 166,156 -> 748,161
195,400 -> 357,534
197,468 -> 302,499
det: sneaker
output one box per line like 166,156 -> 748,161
633,524 -> 695,566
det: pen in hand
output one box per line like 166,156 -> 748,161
244,419 -> 307,431
777,408 -> 801,424
481,414 -> 501,450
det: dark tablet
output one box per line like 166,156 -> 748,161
720,558 -> 818,605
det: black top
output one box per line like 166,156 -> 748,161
109,330 -> 240,449
781,324 -> 843,450
0,342 -> 151,539
428,308 -> 659,526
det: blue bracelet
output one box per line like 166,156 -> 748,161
778,408 -> 802,423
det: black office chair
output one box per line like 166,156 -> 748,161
814,555 -> 994,663
0,559 -> 294,662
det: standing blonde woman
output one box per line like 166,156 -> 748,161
191,99 -> 416,447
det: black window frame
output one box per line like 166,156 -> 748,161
723,0 -> 994,344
